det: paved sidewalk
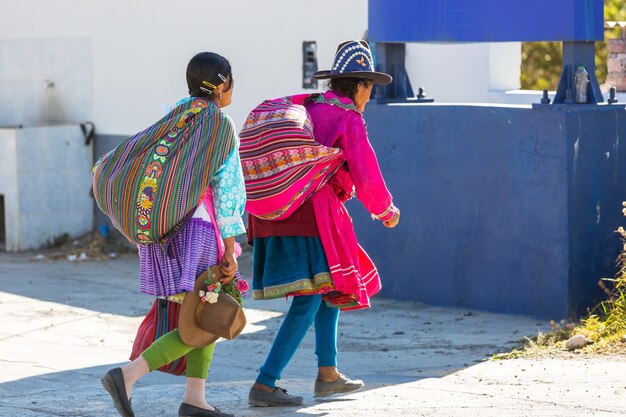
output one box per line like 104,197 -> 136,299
0,251 -> 625,417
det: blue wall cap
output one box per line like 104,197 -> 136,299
369,0 -> 604,43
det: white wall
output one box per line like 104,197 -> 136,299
0,37 -> 93,127
1,0 -> 368,135
0,129 -> 18,249
1,0 -> 532,136
405,42 -> 522,103
0,126 -> 93,251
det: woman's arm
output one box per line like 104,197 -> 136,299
212,147 -> 246,239
338,112 -> 399,223
212,143 -> 247,279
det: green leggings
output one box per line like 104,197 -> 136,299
141,329 -> 215,379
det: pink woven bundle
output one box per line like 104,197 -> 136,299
239,94 -> 343,220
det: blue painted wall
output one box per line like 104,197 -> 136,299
565,109 -> 626,315
351,104 -> 626,319
368,0 -> 604,43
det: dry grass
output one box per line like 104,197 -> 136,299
493,318 -> 626,360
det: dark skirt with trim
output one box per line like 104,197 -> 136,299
252,236 -> 333,300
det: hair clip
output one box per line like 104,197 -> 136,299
202,80 -> 218,89
217,73 -> 227,82
199,86 -> 213,95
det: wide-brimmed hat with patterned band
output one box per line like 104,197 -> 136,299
313,40 -> 392,85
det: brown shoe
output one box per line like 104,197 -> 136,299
248,386 -> 304,407
314,373 -> 364,397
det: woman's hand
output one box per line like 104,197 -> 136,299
220,251 -> 238,284
383,208 -> 400,228
220,236 -> 238,284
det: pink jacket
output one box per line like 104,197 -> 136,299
306,91 -> 395,221
306,91 -> 394,310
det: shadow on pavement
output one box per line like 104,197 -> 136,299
0,254 -> 548,416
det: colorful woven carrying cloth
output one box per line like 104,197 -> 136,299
92,98 -> 236,245
239,94 -> 344,220
242,92 -> 383,310
129,299 -> 186,375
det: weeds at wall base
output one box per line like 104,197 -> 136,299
493,213 -> 626,359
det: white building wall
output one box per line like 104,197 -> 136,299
0,0 -> 532,135
0,126 -> 93,251
489,43 -> 523,91
0,37 -> 93,127
405,42 -> 522,103
1,0 -> 369,135
0,129 -> 19,250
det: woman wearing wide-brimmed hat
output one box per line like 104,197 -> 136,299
246,40 -> 400,406
99,52 -> 246,417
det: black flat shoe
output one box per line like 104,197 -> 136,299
178,402 -> 234,417
100,368 -> 134,417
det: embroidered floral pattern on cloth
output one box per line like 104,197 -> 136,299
134,104 -> 206,243
257,273 -> 334,300
92,98 -> 236,245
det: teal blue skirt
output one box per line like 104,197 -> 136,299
252,236 -> 333,300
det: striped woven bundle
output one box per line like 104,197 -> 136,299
240,94 -> 343,220
92,98 -> 236,245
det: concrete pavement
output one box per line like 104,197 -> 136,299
1,250 -> 625,417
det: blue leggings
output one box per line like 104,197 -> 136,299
256,294 -> 339,387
